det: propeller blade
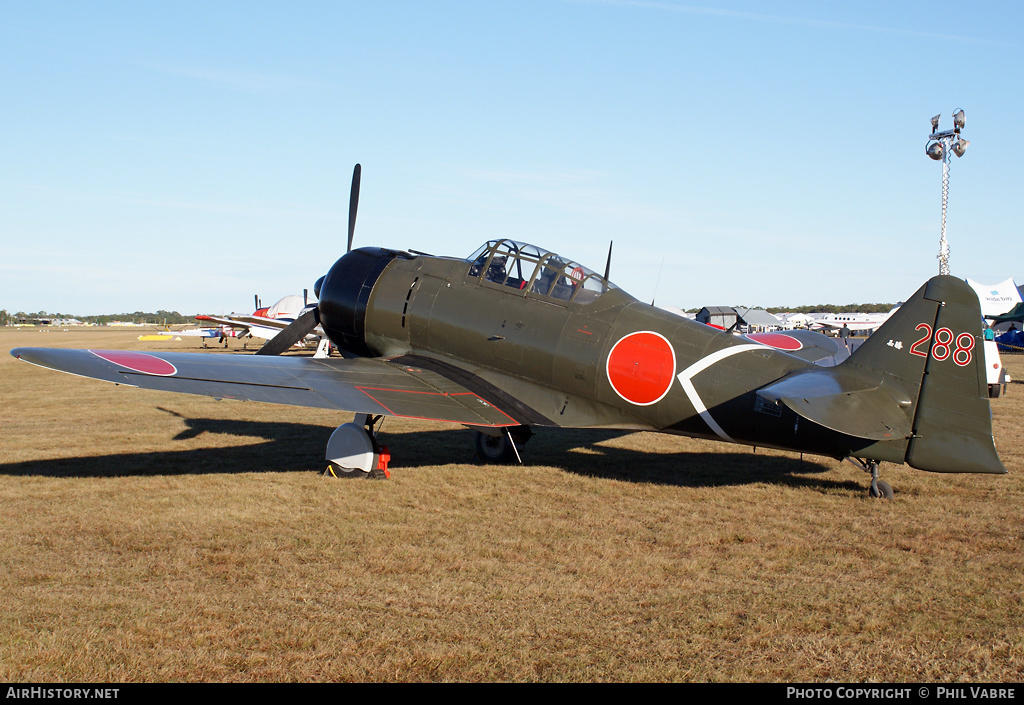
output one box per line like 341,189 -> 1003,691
347,163 -> 361,253
254,308 -> 321,356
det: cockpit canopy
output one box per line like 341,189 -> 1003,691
466,239 -> 616,305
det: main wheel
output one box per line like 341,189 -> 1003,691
475,431 -> 517,464
325,422 -> 376,476
325,462 -> 369,478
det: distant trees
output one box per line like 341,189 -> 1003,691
82,310 -> 195,325
2,310 -> 196,325
764,303 -> 896,315
684,303 -> 895,315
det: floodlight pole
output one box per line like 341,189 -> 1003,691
925,110 -> 968,276
938,146 -> 951,276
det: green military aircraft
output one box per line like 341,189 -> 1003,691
11,166 -> 1005,497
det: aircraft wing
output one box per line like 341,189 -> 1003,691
215,315 -> 295,330
745,330 -> 850,366
195,314 -> 252,331
11,348 -> 520,428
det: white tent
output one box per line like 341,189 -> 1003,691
264,294 -> 313,319
966,278 -> 1022,318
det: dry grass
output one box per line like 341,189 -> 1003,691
1,327 -> 1022,682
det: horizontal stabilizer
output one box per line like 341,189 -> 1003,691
757,369 -> 912,440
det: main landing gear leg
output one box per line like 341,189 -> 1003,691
848,458 -> 894,500
325,413 -> 391,479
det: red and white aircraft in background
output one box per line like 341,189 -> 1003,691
197,293 -> 328,354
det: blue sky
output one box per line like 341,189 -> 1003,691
3,1 -> 1022,315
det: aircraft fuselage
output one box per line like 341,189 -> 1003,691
317,246 -> 909,465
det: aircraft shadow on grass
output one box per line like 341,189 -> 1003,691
0,407 -> 862,493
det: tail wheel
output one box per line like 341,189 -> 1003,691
848,458 -> 895,500
870,479 -> 894,500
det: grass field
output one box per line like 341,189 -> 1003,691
1,327 -> 1022,682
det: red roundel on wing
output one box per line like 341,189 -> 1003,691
747,333 -> 803,351
606,332 -> 676,405
90,350 -> 177,376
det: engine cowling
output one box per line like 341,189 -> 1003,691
317,247 -> 396,357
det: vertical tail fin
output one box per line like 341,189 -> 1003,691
846,275 -> 1004,473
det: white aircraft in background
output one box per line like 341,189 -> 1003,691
196,293 -> 329,354
809,311 -> 894,333
157,326 -> 248,345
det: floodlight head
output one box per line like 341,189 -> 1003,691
952,138 -> 969,157
953,109 -> 966,131
926,140 -> 944,160
931,114 -> 941,132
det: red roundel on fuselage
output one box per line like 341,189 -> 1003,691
606,331 -> 676,406
90,350 -> 178,376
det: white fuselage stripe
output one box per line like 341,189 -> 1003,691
676,344 -> 765,442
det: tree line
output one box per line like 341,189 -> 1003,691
1,309 -> 196,325
763,303 -> 896,315
685,303 -> 896,314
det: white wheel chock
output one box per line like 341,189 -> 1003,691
324,414 -> 390,479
